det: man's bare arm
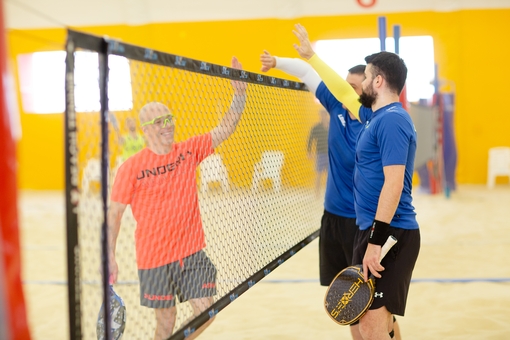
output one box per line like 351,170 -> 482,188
211,56 -> 247,148
375,165 -> 405,223
363,165 -> 405,281
107,200 -> 127,283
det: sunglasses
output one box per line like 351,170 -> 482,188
141,114 -> 175,128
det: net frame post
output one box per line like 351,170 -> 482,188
99,38 -> 113,340
65,29 -> 114,340
64,31 -> 83,340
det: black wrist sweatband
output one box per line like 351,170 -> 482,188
368,220 -> 391,245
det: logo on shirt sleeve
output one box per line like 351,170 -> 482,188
337,114 -> 346,127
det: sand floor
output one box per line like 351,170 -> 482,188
19,184 -> 510,339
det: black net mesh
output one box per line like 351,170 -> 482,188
65,30 -> 325,339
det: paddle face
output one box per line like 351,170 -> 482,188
96,286 -> 127,340
324,265 -> 375,325
324,235 -> 398,325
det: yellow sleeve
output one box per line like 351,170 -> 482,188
308,54 -> 361,121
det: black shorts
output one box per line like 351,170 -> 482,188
138,250 -> 217,308
352,227 -> 420,316
319,210 -> 358,286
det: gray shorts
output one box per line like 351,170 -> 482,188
352,227 -> 420,316
138,250 -> 217,308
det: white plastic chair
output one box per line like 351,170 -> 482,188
81,158 -> 101,195
487,147 -> 510,188
252,151 -> 284,193
200,154 -> 230,193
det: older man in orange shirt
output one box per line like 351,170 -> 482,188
108,57 -> 246,340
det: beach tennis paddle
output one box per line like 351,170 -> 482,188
324,235 -> 397,325
96,285 -> 126,340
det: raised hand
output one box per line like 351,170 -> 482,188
292,23 -> 316,60
260,50 -> 276,72
230,56 -> 247,94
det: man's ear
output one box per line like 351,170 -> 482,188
374,74 -> 384,89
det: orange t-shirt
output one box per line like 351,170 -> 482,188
111,134 -> 214,269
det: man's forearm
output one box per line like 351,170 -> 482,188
274,57 -> 321,94
222,92 -> 246,131
211,91 -> 246,148
231,92 -> 246,115
107,227 -> 119,260
107,211 -> 122,260
374,183 -> 401,223
375,165 -> 405,223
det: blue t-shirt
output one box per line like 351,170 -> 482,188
315,82 -> 364,218
354,102 -> 419,230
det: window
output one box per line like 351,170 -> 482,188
17,51 -> 133,114
314,36 -> 435,103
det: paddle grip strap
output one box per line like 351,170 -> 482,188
368,220 -> 391,245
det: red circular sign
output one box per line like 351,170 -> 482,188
357,0 -> 376,8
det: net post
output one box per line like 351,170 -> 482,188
99,38 -> 113,340
65,29 -> 82,340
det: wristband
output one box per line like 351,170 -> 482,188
368,220 -> 391,245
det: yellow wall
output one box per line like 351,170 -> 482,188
9,8 -> 510,189
76,63 -> 318,191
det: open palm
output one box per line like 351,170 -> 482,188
230,56 -> 247,94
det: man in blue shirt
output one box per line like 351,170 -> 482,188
260,51 -> 402,340
292,23 -> 420,340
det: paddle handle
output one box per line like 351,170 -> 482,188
379,235 -> 398,262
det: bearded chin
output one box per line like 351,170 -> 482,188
359,92 -> 375,108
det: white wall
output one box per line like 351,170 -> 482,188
6,0 -> 510,29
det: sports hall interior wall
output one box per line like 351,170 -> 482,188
9,8 -> 510,189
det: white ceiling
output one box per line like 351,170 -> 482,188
5,0 -> 510,29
